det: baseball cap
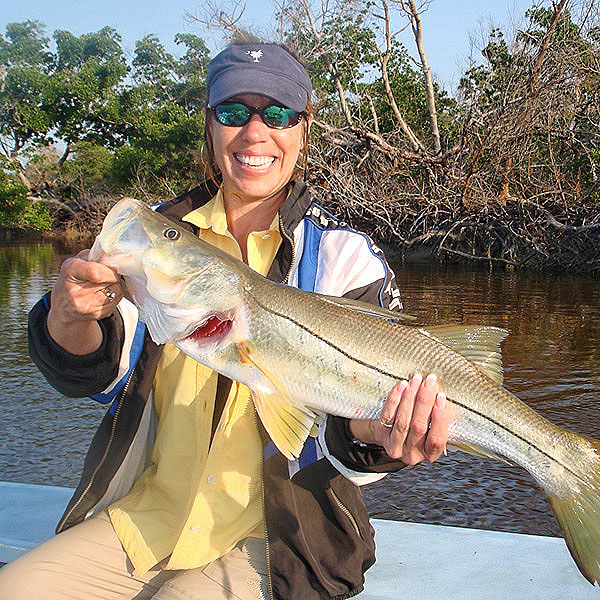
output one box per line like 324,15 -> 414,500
206,44 -> 312,112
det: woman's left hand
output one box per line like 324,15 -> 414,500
349,374 -> 451,465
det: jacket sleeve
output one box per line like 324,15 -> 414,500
324,414 -> 407,474
28,292 -> 125,399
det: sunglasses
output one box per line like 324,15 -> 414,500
211,102 -> 304,129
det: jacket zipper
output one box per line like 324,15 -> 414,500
56,369 -> 135,532
329,488 -> 361,538
254,405 -> 275,600
278,215 -> 295,285
261,480 -> 275,600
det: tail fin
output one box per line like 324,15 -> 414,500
548,435 -> 600,585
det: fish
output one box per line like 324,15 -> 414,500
89,196 -> 600,585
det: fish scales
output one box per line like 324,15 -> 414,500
247,275 -> 584,498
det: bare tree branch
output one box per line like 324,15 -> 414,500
399,0 -> 441,153
527,0 -> 569,99
375,1 -> 425,151
186,1 -> 251,43
298,0 -> 355,126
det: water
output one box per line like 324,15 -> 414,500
1,241 -> 600,538
0,242 -> 107,487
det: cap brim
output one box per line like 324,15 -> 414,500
208,69 -> 308,112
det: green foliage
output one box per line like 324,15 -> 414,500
49,27 -> 129,151
112,145 -> 165,185
132,34 -> 176,85
456,4 -> 600,204
120,33 -> 208,189
458,28 -> 519,112
0,20 -> 52,68
21,197 -> 53,230
0,21 -> 209,200
61,141 -> 114,186
0,23 -> 130,167
0,22 -> 54,157
54,26 -> 124,70
284,4 -> 379,122
0,170 -> 51,230
360,38 -> 457,143
174,33 -> 210,111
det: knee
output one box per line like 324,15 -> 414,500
0,556 -> 47,600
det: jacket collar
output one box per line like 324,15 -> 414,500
277,180 -> 312,236
160,180 -> 313,283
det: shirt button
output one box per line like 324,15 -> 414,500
219,423 -> 226,431
207,475 -> 214,484
263,233 -> 271,239
190,525 -> 202,531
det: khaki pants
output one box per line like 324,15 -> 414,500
0,512 -> 268,600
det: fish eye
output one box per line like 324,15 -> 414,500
163,227 -> 181,241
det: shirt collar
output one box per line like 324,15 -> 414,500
182,188 -> 229,234
182,188 -> 281,234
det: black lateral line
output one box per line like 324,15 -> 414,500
248,291 -> 580,482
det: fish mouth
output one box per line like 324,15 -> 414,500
186,314 -> 233,341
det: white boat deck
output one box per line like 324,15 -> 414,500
0,480 -> 596,598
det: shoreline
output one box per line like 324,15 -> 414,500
3,197 -> 599,275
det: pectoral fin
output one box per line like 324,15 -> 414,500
237,342 -> 318,460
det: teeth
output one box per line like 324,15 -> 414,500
235,154 -> 275,167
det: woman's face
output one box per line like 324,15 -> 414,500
208,93 -> 308,205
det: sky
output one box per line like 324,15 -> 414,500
2,0 -> 537,92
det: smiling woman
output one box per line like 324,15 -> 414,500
9,41 -> 451,600
201,45 -> 315,261
206,91 -> 310,254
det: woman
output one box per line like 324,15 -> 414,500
2,43 -> 450,599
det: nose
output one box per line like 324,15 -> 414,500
241,113 -> 269,142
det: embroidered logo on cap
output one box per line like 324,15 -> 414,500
246,50 -> 263,63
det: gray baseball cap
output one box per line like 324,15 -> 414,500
206,44 -> 312,112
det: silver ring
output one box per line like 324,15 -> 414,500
101,287 -> 117,301
380,420 -> 394,429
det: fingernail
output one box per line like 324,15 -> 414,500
410,373 -> 422,387
395,380 -> 409,393
424,373 -> 437,388
436,392 -> 446,408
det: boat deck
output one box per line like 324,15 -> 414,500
0,481 -> 596,598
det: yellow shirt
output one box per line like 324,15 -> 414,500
109,190 -> 282,574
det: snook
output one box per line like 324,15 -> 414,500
90,197 -> 600,585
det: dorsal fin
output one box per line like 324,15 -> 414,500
317,293 -> 417,324
420,325 -> 508,384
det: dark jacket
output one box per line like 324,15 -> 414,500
28,181 -> 406,600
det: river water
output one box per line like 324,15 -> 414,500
1,240 -> 599,538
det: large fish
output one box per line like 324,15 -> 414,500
89,197 -> 600,585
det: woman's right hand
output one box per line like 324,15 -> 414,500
46,249 -> 123,355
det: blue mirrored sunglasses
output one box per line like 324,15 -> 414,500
211,102 -> 304,129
